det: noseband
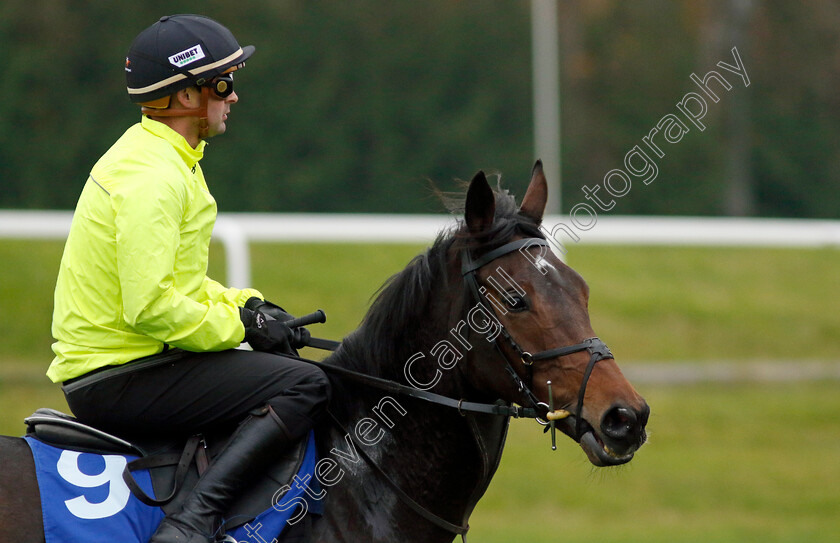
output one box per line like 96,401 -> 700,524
461,237 -> 613,440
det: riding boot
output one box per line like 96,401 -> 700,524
149,406 -> 295,543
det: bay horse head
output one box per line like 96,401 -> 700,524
449,161 -> 649,466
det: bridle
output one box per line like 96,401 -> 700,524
292,235 -> 616,541
460,236 -> 614,440
307,235 -> 614,438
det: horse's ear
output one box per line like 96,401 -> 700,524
465,171 -> 496,234
519,160 -> 548,223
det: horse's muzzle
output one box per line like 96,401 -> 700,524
576,401 -> 650,467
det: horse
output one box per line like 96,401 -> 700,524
0,161 -> 648,542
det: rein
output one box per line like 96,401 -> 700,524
295,356 -> 538,419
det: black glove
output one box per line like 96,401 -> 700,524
239,307 -> 296,354
244,297 -> 313,351
244,297 -> 294,323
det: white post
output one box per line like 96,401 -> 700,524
531,0 -> 561,215
212,216 -> 252,288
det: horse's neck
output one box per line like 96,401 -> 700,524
321,337 -> 507,540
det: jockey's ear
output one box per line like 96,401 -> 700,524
465,171 -> 495,234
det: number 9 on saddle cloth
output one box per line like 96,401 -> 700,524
24,408 -> 321,543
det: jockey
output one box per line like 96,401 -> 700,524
49,14 -> 330,543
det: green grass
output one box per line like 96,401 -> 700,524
1,239 -> 839,540
568,245 -> 840,361
468,381 -> 840,542
0,240 -> 66,362
2,240 -> 839,365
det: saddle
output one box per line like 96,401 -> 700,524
24,407 -> 320,540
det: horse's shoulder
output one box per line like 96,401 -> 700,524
0,435 -> 45,541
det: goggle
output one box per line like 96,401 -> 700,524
203,74 -> 234,99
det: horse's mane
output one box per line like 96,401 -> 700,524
334,180 -> 543,378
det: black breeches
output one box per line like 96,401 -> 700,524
63,349 -> 331,440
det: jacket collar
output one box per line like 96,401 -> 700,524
141,115 -> 206,170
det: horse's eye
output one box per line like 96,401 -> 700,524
504,292 -> 529,312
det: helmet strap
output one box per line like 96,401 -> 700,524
198,86 -> 210,140
141,86 -> 211,140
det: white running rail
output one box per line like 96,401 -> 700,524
2,210 -> 839,288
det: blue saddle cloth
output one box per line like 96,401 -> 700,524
25,432 -> 318,543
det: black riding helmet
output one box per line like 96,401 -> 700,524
125,14 -> 254,108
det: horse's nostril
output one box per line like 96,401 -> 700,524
601,406 -> 639,442
639,402 -> 651,429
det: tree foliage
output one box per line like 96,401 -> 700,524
0,0 -> 837,218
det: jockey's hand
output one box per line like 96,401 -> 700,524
244,297 -> 294,323
291,326 -> 311,349
239,307 -> 295,354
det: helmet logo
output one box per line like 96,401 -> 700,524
168,44 -> 206,68
125,57 -> 131,73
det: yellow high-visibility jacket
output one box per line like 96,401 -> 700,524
48,116 -> 262,383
